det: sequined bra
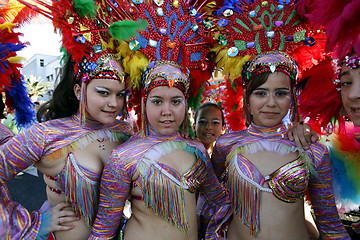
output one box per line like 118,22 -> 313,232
135,141 -> 207,232
46,153 -> 101,227
226,141 -> 310,235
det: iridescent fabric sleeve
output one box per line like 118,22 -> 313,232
201,157 -> 231,240
89,148 -> 135,239
308,143 -> 350,239
0,123 -> 46,184
211,132 -> 240,180
0,123 -> 50,239
0,123 -> 14,145
0,185 -> 51,240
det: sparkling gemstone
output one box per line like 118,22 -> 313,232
304,37 -> 316,46
191,24 -> 199,31
75,35 -> 86,44
223,9 -> 233,17
67,17 -> 74,24
172,0 -> 179,7
149,39 -> 158,47
246,42 -> 255,48
285,36 -> 294,42
189,6 -> 197,16
270,65 -> 276,73
228,47 -> 239,57
274,21 -> 283,27
218,35 -> 228,46
253,25 -> 263,30
261,1 -> 268,7
266,31 -> 275,38
159,28 -> 167,34
167,41 -> 175,48
249,10 -> 257,17
93,45 -> 103,53
129,40 -> 140,50
180,36 -> 187,42
218,19 -> 228,27
203,19 -> 212,28
153,0 -> 163,6
132,0 -> 143,4
156,7 -> 164,16
276,4 -> 284,10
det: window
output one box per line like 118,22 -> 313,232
40,59 -> 44,67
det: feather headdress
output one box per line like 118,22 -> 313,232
209,0 -> 321,131
17,0 -> 147,124
0,20 -> 35,128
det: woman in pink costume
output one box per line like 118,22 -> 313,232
89,61 -> 230,240
211,51 -> 350,240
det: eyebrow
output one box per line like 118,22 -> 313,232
148,96 -> 184,99
254,87 -> 290,91
339,71 -> 350,78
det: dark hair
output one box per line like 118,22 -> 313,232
0,96 -> 6,119
37,57 -> 79,122
194,102 -> 225,127
244,71 -> 299,126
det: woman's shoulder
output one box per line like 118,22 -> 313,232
216,130 -> 247,146
108,119 -> 134,135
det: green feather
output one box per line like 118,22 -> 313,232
73,0 -> 96,18
109,20 -> 148,41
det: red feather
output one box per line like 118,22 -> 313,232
297,59 -> 344,134
221,76 -> 246,131
304,0 -> 360,59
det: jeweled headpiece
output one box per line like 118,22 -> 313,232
334,55 -> 360,90
106,0 -> 214,136
17,0 -> 147,123
213,0 -> 314,131
142,61 -> 190,96
211,0 -> 312,81
242,51 -> 298,86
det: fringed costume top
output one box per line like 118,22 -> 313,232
211,123 -> 350,239
0,113 -> 133,239
90,129 -> 230,240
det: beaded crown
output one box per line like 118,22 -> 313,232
242,51 -> 298,86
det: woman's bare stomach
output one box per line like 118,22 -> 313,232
123,198 -> 198,240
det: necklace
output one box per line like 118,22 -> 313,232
97,138 -> 105,151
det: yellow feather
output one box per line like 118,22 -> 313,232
7,56 -> 26,63
0,22 -> 16,32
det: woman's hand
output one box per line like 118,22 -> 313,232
49,202 -> 79,232
287,122 -> 319,150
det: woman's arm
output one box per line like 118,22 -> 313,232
308,144 -> 350,239
0,124 -> 45,184
89,154 -> 131,239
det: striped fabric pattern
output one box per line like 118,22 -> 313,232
0,113 -> 133,239
90,129 -> 230,239
211,123 -> 350,239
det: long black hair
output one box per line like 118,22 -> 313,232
37,57 -> 79,122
